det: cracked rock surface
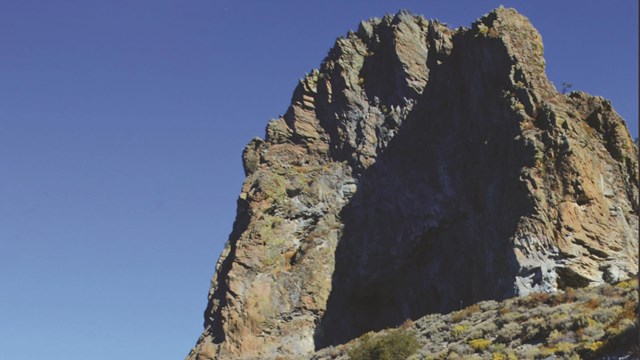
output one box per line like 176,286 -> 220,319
187,7 -> 638,360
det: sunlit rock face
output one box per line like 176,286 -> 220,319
187,7 -> 638,360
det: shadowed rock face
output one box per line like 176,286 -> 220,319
187,8 -> 638,360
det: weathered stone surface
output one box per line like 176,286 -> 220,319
187,7 -> 638,359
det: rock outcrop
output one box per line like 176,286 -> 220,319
188,7 -> 638,360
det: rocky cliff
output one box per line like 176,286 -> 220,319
188,7 -> 638,360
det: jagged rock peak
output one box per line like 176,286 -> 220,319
188,7 -> 638,360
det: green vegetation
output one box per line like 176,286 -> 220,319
451,324 -> 467,338
451,303 -> 481,323
432,278 -> 639,358
322,278 -> 638,359
348,329 -> 420,360
469,338 -> 492,352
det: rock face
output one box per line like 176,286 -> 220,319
187,8 -> 638,360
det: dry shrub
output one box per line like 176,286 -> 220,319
584,297 -> 601,309
497,305 -> 510,316
608,299 -> 638,331
551,288 -> 577,305
348,329 -> 420,360
500,310 -> 525,324
592,305 -> 622,324
606,318 -> 635,337
451,324 -> 468,338
546,329 -> 564,345
400,318 -> 414,329
519,345 -> 542,358
621,298 -> 637,320
540,341 -> 576,356
615,278 -> 637,289
476,321 -> 498,337
468,338 -> 492,352
451,304 -> 481,323
581,325 -> 605,340
587,340 -> 604,352
600,284 -> 622,297
548,312 -> 572,330
497,322 -> 522,342
448,342 -> 473,356
519,292 -> 551,307
521,316 -> 549,341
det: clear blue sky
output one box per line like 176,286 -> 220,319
0,1 -> 636,359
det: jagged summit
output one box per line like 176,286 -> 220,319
188,8 -> 638,359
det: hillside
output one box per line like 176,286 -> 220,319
312,278 -> 638,359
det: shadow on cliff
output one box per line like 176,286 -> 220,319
314,31 -> 537,348
202,196 -> 252,344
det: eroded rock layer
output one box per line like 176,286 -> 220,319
188,8 -> 638,360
